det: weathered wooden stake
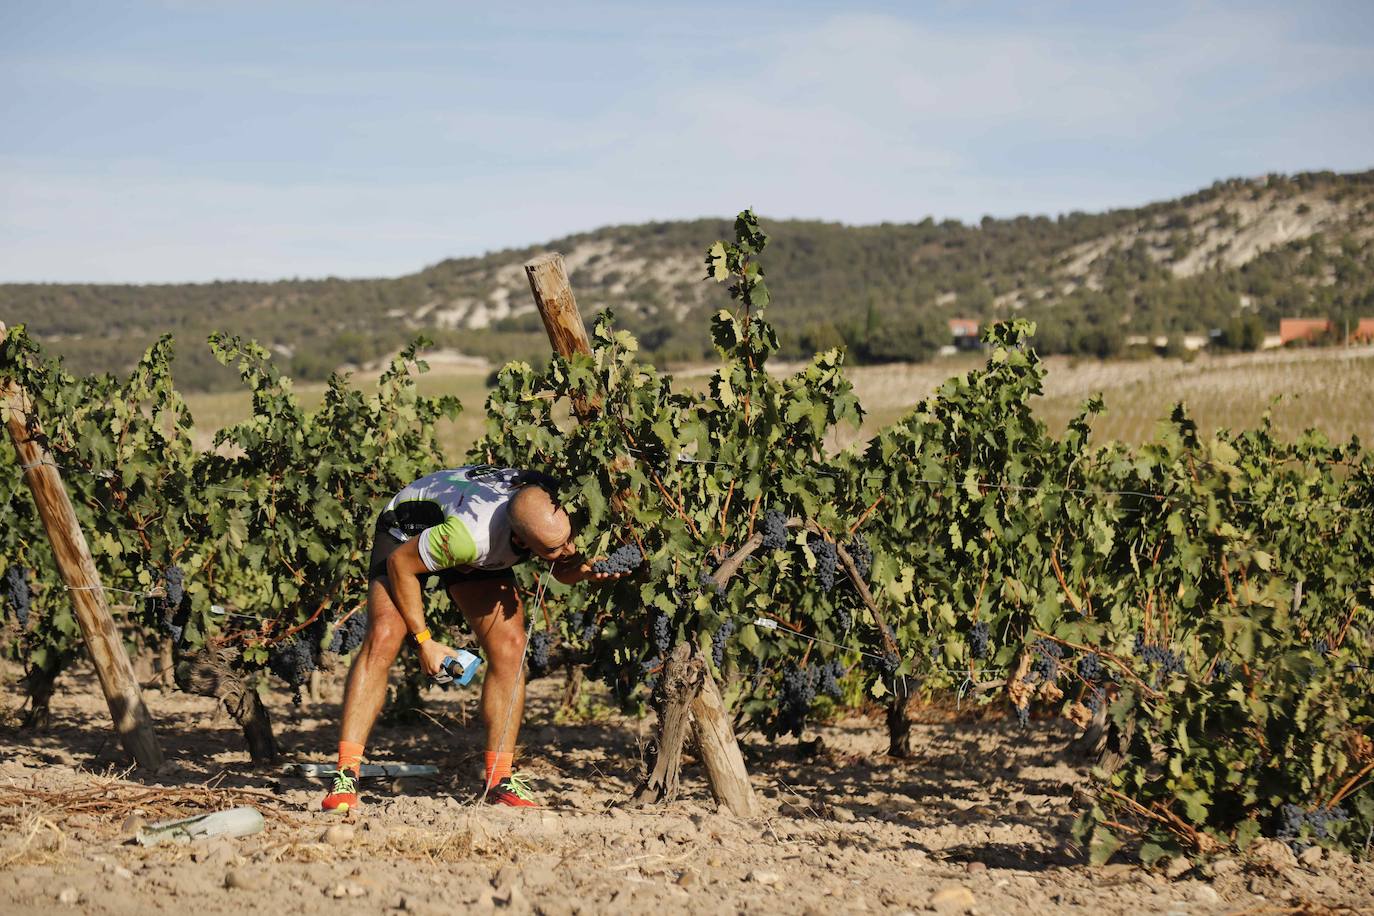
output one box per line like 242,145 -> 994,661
524,253 -> 599,420
690,664 -> 762,815
525,255 -> 761,816
0,322 -> 165,770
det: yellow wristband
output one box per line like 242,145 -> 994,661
413,628 -> 431,645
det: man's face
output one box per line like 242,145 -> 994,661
525,509 -> 576,562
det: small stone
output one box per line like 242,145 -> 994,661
1165,856 -> 1192,880
119,814 -> 146,839
326,883 -> 352,899
676,872 -> 696,887
113,866 -> 134,880
1193,884 -> 1220,904
929,885 -> 976,914
225,868 -> 263,890
1249,838 -> 1297,871
1297,845 -> 1323,868
192,838 -> 235,865
829,805 -> 856,823
322,824 -> 355,846
1207,858 -> 1240,877
965,862 -> 987,875
748,870 -> 780,886
57,887 -> 81,905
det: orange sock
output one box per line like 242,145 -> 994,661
484,751 -> 513,789
338,740 -> 364,775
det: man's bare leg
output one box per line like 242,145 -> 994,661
322,579 -> 409,810
449,576 -> 528,799
339,580 -> 409,745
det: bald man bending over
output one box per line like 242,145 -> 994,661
322,466 -> 627,811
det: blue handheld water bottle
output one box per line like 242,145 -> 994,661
435,649 -> 482,687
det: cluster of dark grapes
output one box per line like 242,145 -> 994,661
327,611 -> 367,655
969,621 -> 990,659
591,544 -> 643,576
527,631 -> 554,677
865,648 -> 900,682
3,565 -> 32,628
809,536 -> 837,591
845,534 -> 872,581
267,636 -> 318,704
640,654 -> 663,693
1077,653 -> 1103,682
761,510 -> 788,550
651,612 -> 672,656
1312,637 -> 1331,657
1276,803 -> 1350,843
816,659 -> 845,700
1080,651 -> 1108,713
1014,703 -> 1031,727
568,610 -> 598,645
1030,638 -> 1063,682
1213,658 -> 1235,680
698,568 -> 725,595
772,664 -> 819,738
835,606 -> 852,634
164,565 -> 184,610
711,618 -> 736,669
1134,634 -> 1184,686
149,565 -> 187,644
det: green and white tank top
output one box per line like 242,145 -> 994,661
381,467 -> 530,572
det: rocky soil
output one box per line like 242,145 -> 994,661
2,663 -> 1371,915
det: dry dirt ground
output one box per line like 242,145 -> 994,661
2,663 -> 1371,915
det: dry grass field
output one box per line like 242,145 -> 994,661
184,346 -> 1374,461
835,345 -> 1374,451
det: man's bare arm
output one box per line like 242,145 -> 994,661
385,538 -> 456,676
385,538 -> 431,634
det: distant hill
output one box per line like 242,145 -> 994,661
4,169 -> 1372,390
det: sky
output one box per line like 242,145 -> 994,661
2,0 -> 1372,283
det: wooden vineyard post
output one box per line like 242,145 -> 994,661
0,323 -> 165,770
690,666 -> 762,815
524,256 -> 761,816
524,253 -> 600,420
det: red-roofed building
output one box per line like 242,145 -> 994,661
1352,318 -> 1374,344
948,318 -> 980,350
1279,318 -> 1333,345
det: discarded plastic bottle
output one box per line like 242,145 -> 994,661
434,649 -> 482,687
137,806 -> 265,846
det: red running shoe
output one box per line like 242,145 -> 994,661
321,769 -> 359,813
484,774 -> 538,807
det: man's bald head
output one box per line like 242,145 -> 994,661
509,485 -> 574,561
